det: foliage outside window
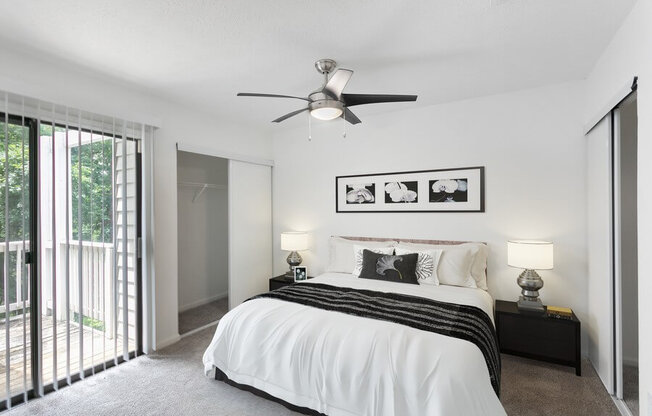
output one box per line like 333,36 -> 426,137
0,121 -> 30,309
70,137 -> 113,243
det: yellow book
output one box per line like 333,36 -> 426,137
547,305 -> 573,317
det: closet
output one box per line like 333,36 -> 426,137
177,151 -> 229,335
176,148 -> 272,336
586,86 -> 638,415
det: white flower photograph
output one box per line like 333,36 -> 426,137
346,183 -> 375,204
385,181 -> 418,203
429,178 -> 468,203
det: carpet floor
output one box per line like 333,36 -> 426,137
8,325 -> 619,416
178,298 -> 229,335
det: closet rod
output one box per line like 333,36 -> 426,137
177,181 -> 226,189
178,181 -> 226,203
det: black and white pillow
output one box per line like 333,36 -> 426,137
352,245 -> 395,276
358,250 -> 419,284
394,247 -> 443,285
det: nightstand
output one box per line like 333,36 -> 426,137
269,275 -> 313,291
495,300 -> 581,376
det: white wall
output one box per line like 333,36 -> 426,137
177,151 -> 228,312
0,45 -> 272,349
272,81 -> 589,352
585,0 -> 652,412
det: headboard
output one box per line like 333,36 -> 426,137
337,236 -> 486,246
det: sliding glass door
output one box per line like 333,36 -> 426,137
0,112 -> 35,406
0,98 -> 142,410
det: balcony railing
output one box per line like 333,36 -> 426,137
1,240 -> 117,337
0,241 -> 31,315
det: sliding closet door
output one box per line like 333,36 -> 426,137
228,160 -> 272,308
586,114 -> 614,394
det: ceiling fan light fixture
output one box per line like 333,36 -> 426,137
310,107 -> 343,121
309,99 -> 343,121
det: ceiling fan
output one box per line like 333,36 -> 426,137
237,59 -> 418,125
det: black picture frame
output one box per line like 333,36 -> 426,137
335,166 -> 485,213
294,266 -> 308,282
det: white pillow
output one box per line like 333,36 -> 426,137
394,247 -> 443,285
353,245 -> 395,276
327,237 -> 397,274
437,249 -> 476,288
469,243 -> 488,290
397,242 -> 488,290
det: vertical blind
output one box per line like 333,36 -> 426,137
0,90 -> 153,409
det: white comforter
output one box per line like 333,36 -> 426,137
203,273 -> 506,416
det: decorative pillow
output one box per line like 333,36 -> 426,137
394,247 -> 443,285
358,250 -> 419,284
326,237 -> 397,273
353,245 -> 395,276
397,242 -> 487,290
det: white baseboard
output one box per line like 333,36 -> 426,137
179,291 -> 228,313
155,334 -> 181,350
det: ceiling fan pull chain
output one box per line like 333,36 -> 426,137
308,110 -> 312,141
342,113 -> 347,138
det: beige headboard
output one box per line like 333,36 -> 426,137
338,236 -> 486,246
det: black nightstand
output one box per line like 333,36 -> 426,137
495,300 -> 581,376
269,275 -> 314,291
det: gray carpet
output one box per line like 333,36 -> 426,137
8,325 -> 295,416
178,298 -> 229,335
623,364 -> 639,415
8,325 -> 619,415
501,355 -> 619,416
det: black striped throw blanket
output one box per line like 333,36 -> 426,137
251,282 -> 501,396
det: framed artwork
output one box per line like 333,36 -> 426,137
336,166 -> 484,213
294,266 -> 308,282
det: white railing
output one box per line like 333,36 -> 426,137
0,241 -> 30,314
43,240 -> 115,335
1,241 -> 116,336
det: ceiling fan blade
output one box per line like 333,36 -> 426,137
343,108 -> 361,125
272,108 -> 309,123
323,69 -> 353,99
341,93 -> 417,107
237,93 -> 310,102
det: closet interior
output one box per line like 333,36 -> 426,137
176,151 -> 229,335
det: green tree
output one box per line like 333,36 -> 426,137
0,120 -> 30,309
0,121 -> 113,309
70,137 -> 113,243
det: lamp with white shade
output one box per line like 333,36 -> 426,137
507,240 -> 554,312
281,232 -> 309,280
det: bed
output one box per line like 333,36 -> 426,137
203,237 -> 506,416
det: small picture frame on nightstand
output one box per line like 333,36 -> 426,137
294,266 -> 307,282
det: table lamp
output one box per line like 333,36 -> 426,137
507,240 -> 554,313
281,232 -> 309,280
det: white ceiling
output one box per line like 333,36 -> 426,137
0,0 -> 636,129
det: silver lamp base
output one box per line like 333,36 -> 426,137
285,251 -> 302,280
516,269 -> 545,313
